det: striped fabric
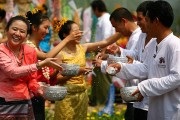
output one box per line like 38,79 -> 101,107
0,98 -> 35,120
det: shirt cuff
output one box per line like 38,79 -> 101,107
30,64 -> 39,71
115,62 -> 124,77
101,61 -> 108,73
138,82 -> 147,97
120,47 -> 124,56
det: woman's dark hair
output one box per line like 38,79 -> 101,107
26,9 -> 49,34
5,15 -> 30,35
0,8 -> 6,20
58,20 -> 76,40
110,7 -> 134,22
146,0 -> 174,28
91,0 -> 107,12
136,1 -> 153,16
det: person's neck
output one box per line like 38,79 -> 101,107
127,22 -> 139,37
6,41 -> 21,55
156,28 -> 172,44
29,34 -> 40,48
65,43 -> 76,51
145,34 -> 153,46
98,12 -> 106,18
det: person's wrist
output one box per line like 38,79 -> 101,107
36,62 -> 41,69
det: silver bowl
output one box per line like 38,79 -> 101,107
60,63 -> 80,76
120,86 -> 138,102
107,56 -> 128,65
43,86 -> 67,101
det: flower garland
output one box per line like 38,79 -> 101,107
26,40 -> 51,81
42,66 -> 50,80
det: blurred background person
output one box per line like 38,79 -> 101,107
0,8 -> 7,43
90,0 -> 115,115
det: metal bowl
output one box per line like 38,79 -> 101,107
60,63 -> 80,76
120,86 -> 138,102
43,86 -> 67,101
107,56 -> 128,65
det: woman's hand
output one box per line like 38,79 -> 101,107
92,59 -> 103,68
78,67 -> 93,75
37,58 -> 63,71
95,52 -> 109,60
66,30 -> 83,41
106,44 -> 120,55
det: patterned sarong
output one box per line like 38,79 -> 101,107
0,97 -> 35,120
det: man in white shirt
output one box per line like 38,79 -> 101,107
106,1 -> 180,120
91,0 -> 114,42
109,7 -> 142,120
130,1 -> 155,120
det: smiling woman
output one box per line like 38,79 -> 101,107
52,17 -> 122,120
0,15 -> 62,120
25,8 -> 83,120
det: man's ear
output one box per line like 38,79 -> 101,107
121,18 -> 128,24
154,17 -> 160,24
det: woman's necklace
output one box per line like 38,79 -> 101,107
64,46 -> 77,56
6,42 -> 24,66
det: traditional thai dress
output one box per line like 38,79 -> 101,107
54,44 -> 88,120
26,40 -> 54,120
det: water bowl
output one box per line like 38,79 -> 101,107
120,86 -> 139,102
43,85 -> 67,101
107,56 -> 128,65
60,63 -> 80,76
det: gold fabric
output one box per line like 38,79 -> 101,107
58,44 -> 86,84
54,44 -> 88,120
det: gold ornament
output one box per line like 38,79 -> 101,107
52,17 -> 68,32
31,8 -> 39,14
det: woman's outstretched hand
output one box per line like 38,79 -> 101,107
38,58 -> 63,71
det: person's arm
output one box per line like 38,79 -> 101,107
82,33 -> 121,52
28,52 -> 40,94
0,49 -> 38,79
37,31 -> 82,60
115,62 -> 148,80
0,49 -> 61,79
138,51 -> 180,97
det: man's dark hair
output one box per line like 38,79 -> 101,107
146,0 -> 174,28
91,0 -> 107,12
136,1 -> 153,16
110,7 -> 134,22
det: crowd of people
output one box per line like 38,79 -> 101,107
0,0 -> 179,120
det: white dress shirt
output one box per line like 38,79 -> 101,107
116,33 -> 180,120
120,27 -> 142,57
